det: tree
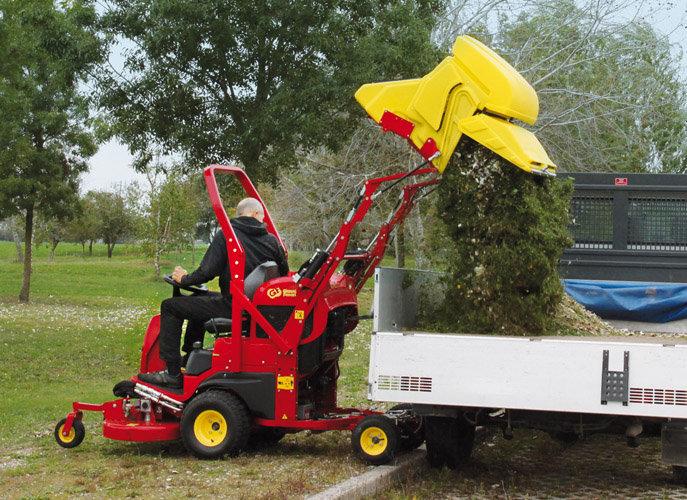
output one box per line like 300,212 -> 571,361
432,138 -> 573,335
66,194 -> 100,256
0,0 -> 104,301
34,214 -> 70,262
272,120 -> 424,253
140,169 -> 202,277
99,0 -> 442,183
91,190 -> 134,259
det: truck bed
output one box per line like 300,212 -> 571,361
368,330 -> 687,419
370,267 -> 687,420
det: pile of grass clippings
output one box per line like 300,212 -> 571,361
432,136 -> 574,336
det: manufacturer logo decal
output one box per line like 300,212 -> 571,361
294,310 -> 305,320
267,287 -> 297,299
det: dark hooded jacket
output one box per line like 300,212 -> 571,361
180,216 -> 289,298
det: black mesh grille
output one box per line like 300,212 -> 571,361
628,198 -> 687,251
255,305 -> 294,339
570,197 -> 613,249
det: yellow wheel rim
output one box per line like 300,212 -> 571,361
193,410 -> 228,447
360,426 -> 388,456
58,424 -> 76,444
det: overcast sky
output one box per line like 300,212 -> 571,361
80,2 -> 687,193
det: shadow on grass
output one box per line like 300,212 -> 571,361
99,430 -> 353,460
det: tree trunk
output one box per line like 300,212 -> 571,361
107,242 -> 114,259
154,205 -> 162,278
19,205 -> 34,303
81,242 -> 85,256
12,227 -> 23,264
89,240 -> 93,256
394,221 -> 406,268
49,239 -> 59,262
154,251 -> 161,278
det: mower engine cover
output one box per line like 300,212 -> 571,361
355,35 -> 556,176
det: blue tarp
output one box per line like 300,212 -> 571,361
563,279 -> 687,323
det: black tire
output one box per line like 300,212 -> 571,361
181,390 -> 250,459
54,418 -> 85,449
389,404 -> 425,451
248,427 -> 286,449
674,466 -> 687,484
425,415 -> 475,470
352,415 -> 399,465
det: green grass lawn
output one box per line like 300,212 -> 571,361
0,241 -> 378,498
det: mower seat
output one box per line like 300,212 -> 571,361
203,261 -> 280,335
244,261 -> 280,299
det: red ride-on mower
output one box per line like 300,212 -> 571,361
54,163 -> 436,463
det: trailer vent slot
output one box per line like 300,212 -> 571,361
629,388 -> 687,405
378,375 -> 432,392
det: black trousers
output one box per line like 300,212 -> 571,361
159,292 -> 231,373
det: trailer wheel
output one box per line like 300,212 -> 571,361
352,415 -> 399,465
389,404 -> 425,451
181,390 -> 250,459
425,415 -> 475,470
54,418 -> 85,449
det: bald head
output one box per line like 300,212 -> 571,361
236,197 -> 265,222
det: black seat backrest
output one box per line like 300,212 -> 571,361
244,261 -> 280,300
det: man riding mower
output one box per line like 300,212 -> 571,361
54,36 -> 555,463
138,196 -> 289,389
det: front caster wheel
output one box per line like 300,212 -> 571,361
54,418 -> 85,449
352,415 -> 399,465
181,390 -> 250,459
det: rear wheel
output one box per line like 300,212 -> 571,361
425,415 -> 475,470
181,390 -> 250,459
54,418 -> 85,449
352,415 -> 399,465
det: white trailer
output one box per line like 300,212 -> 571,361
368,267 -> 687,480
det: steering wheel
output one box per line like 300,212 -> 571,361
163,275 -> 209,296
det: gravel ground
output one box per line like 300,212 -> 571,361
385,429 -> 687,499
